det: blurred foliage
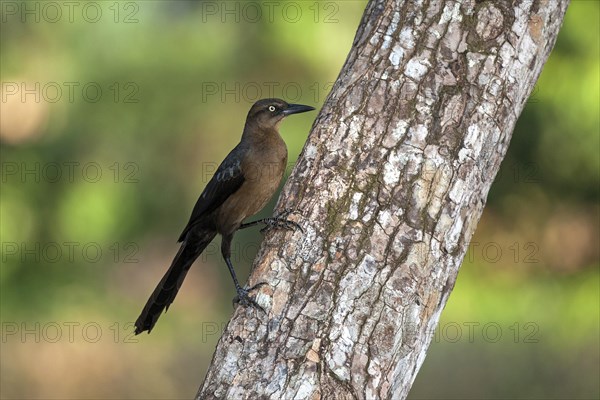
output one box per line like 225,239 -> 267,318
0,1 -> 598,399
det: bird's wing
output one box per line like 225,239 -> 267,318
178,148 -> 245,242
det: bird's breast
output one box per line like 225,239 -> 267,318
215,143 -> 287,235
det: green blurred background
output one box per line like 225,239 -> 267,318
0,1 -> 597,399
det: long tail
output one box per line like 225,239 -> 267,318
134,230 -> 216,334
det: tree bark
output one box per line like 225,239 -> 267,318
197,0 -> 569,398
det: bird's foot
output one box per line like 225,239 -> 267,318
233,282 -> 267,313
260,209 -> 304,234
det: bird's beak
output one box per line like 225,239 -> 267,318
282,104 -> 316,116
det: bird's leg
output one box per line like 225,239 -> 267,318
239,208 -> 304,234
221,234 -> 266,313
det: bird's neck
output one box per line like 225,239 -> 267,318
241,121 -> 282,145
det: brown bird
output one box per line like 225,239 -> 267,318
134,98 -> 315,334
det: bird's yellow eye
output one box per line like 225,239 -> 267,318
268,106 -> 276,112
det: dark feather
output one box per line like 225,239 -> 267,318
134,229 -> 216,334
178,147 -> 246,242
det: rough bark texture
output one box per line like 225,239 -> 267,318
198,0 -> 569,398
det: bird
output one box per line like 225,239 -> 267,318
134,98 -> 315,335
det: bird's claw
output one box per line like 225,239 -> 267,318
233,282 -> 267,313
260,209 -> 304,234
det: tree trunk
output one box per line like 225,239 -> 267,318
197,0 -> 569,398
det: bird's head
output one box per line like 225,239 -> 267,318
245,98 -> 315,131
